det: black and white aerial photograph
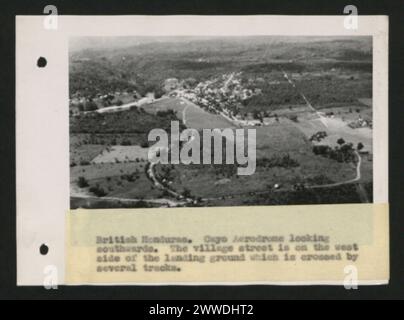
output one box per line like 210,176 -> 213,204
69,36 -> 373,209
9,0 -> 399,299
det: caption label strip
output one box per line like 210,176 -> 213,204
66,203 -> 388,284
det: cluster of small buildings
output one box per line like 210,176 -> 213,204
175,73 -> 268,126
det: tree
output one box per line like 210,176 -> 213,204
288,114 -> 299,123
77,103 -> 84,112
77,176 -> 89,188
154,87 -> 165,99
80,160 -> 91,166
337,138 -> 345,146
182,188 -> 192,198
89,184 -> 107,197
84,100 -> 98,111
184,77 -> 197,88
252,110 -> 261,120
357,142 -> 364,151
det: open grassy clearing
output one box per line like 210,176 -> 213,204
291,115 -> 372,152
182,101 -> 235,129
141,97 -> 185,115
70,144 -> 106,165
144,97 -> 234,129
92,145 -> 149,163
254,122 -> 309,152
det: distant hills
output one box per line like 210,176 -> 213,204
69,36 -> 372,98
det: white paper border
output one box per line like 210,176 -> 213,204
16,15 -> 389,286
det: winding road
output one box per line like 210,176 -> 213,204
144,107 -> 196,205
307,151 -> 362,189
147,162 -> 192,205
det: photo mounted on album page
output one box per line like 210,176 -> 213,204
16,14 -> 389,286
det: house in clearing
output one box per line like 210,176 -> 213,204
164,78 -> 180,92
